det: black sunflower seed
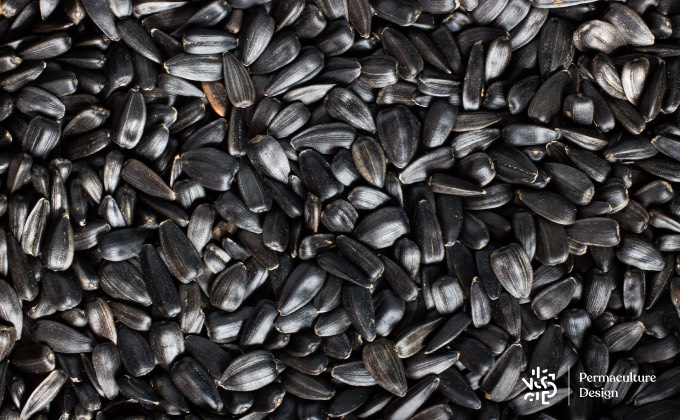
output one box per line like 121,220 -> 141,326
353,207 -> 409,249
363,338 -> 408,397
490,243 -> 532,299
35,320 -> 94,354
159,219 -> 205,282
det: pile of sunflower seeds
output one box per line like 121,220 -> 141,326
1,0 -> 680,418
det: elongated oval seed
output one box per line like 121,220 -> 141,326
122,159 -> 175,201
490,243 -> 533,299
222,52 -> 256,108
219,350 -> 278,391
363,338 -> 407,397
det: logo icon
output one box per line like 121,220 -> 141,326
522,367 -> 557,405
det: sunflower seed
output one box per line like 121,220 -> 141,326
363,338 -> 407,397
159,219 -> 205,282
377,106 -> 420,169
35,320 -> 94,353
354,207 -> 409,249
490,243 -> 533,299
19,369 -> 67,419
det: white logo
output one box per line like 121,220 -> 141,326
522,367 -> 557,405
